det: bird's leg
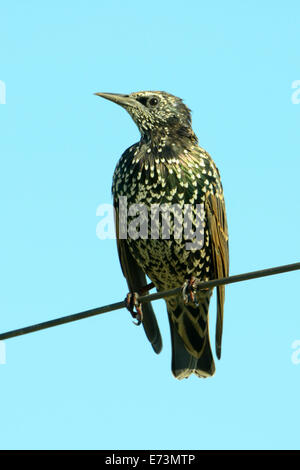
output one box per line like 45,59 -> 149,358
125,282 -> 155,325
137,282 -> 155,295
125,292 -> 143,325
182,276 -> 199,306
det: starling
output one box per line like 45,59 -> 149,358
95,91 -> 229,379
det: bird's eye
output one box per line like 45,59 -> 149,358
148,97 -> 159,107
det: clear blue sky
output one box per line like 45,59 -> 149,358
0,0 -> 300,450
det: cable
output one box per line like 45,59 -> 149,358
0,262 -> 299,341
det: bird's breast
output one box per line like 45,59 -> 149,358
112,142 -> 223,289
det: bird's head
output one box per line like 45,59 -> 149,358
95,90 -> 196,143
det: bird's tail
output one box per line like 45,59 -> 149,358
167,292 -> 215,379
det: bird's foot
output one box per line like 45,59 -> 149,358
182,276 -> 199,306
125,292 -> 143,325
125,283 -> 155,325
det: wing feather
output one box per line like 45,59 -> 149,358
115,204 -> 162,354
205,192 -> 229,359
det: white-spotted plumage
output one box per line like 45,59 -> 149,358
96,90 -> 229,379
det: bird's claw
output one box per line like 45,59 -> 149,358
125,292 -> 143,325
182,277 -> 199,306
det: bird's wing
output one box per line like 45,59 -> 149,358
114,204 -> 162,354
205,192 -> 229,359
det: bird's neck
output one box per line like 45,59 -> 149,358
140,125 -> 197,152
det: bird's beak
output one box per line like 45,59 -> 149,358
94,92 -> 137,109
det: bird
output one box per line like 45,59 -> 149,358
95,90 -> 229,379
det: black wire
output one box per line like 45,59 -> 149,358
0,262 -> 299,341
